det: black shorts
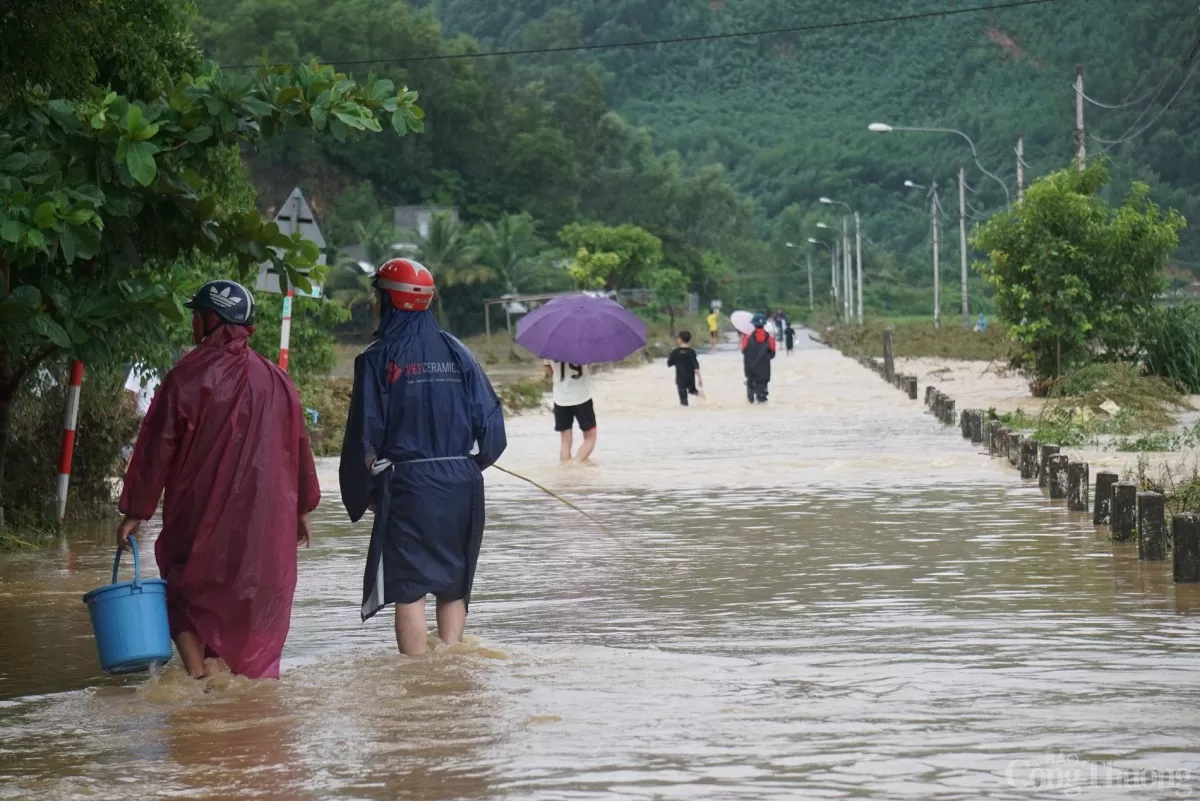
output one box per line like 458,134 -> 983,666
554,400 -> 597,432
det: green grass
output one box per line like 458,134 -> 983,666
820,316 -> 1017,362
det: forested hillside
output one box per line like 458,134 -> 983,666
190,0 -> 1200,322
429,0 -> 1199,263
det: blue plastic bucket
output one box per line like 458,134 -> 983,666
82,538 -> 172,674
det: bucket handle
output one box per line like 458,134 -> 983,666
112,536 -> 143,589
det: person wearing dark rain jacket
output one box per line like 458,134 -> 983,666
339,258 -> 507,656
741,313 -> 776,403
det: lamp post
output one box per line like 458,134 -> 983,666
786,242 -> 813,310
870,122 -> 1011,330
869,123 -> 1010,206
904,179 -> 942,331
820,197 -> 862,324
808,236 -> 835,305
816,221 -> 844,319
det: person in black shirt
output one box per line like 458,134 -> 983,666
667,331 -> 703,406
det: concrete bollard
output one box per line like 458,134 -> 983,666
925,386 -> 934,407
971,410 -> 984,444
1067,462 -> 1089,512
1037,444 -> 1060,490
1008,433 -> 1023,467
1137,491 -> 1166,561
906,376 -> 918,400
1047,454 -> 1069,499
993,426 -> 1010,457
1111,483 -> 1137,542
943,399 -> 955,426
932,392 -> 941,417
1093,471 -> 1119,525
960,409 -> 970,438
1019,440 -> 1039,479
989,426 -> 1002,455
1173,514 -> 1200,583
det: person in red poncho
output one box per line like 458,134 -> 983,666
117,279 -> 321,680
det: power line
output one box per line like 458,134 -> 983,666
1077,24 -> 1198,109
227,0 -> 1073,69
1090,55 -> 1200,149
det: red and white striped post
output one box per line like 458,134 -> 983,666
279,289 -> 294,371
55,359 -> 85,522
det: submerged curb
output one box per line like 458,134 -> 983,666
831,331 -> 1200,585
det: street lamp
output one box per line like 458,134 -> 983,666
872,122 -> 1004,329
904,178 -> 943,331
820,197 -> 862,325
786,242 -> 814,310
868,123 -> 1010,207
808,236 -> 837,306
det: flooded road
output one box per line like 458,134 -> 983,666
3,334 -> 1199,799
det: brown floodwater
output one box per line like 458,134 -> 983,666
2,335 -> 1199,800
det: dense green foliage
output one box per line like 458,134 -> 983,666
2,364 -> 141,533
973,162 -> 1184,381
0,0 -> 417,528
190,0 -> 773,333
427,0 -> 1200,295
1141,303 -> 1200,393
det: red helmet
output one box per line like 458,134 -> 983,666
375,258 -> 434,311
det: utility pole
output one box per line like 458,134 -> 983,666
854,212 -> 863,324
958,163 -> 969,329
931,180 -> 941,332
1075,65 -> 1086,171
1016,133 -> 1025,202
830,240 -> 837,303
842,216 -> 851,323
806,251 -> 814,310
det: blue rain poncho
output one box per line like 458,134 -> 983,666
339,308 -> 507,621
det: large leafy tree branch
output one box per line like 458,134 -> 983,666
0,60 -> 424,525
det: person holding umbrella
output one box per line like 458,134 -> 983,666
544,359 -> 597,464
516,294 -> 648,464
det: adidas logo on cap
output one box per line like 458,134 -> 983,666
210,286 -> 244,308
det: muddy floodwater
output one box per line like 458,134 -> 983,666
2,334 -> 1199,800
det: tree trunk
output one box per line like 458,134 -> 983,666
668,310 -> 676,337
0,386 -> 10,532
0,255 -> 8,531
435,293 -> 446,326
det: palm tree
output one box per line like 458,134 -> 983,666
410,212 -> 492,324
470,213 -> 554,294
328,215 -> 398,335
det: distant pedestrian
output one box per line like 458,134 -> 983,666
545,359 -> 597,464
706,309 -> 720,350
741,313 -> 776,403
784,324 -> 795,355
774,309 -> 787,341
667,331 -> 703,406
974,313 -> 988,332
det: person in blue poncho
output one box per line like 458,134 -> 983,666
339,258 -> 507,656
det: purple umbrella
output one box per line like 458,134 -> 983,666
515,294 -> 648,364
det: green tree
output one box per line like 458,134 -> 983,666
558,221 -> 662,290
0,59 -> 423,526
972,161 -> 1185,383
471,213 -> 558,294
410,212 -> 491,324
326,212 -> 398,332
647,267 -> 689,336
250,294 -> 349,378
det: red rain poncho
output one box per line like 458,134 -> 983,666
119,325 -> 321,678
